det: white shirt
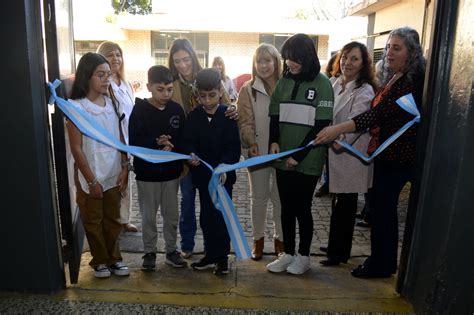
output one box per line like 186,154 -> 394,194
70,97 -> 122,193
110,80 -> 134,144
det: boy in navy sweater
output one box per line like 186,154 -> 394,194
129,65 -> 187,270
182,68 -> 241,275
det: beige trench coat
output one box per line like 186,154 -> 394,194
328,77 -> 374,193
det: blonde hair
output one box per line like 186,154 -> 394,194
97,41 -> 126,82
212,56 -> 228,80
252,43 -> 282,96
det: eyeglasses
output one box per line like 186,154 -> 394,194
94,71 -> 112,82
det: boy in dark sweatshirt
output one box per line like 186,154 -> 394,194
129,65 -> 187,271
182,68 -> 241,275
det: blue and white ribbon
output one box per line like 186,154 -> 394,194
334,93 -> 420,163
47,79 -> 311,260
206,143 -> 314,259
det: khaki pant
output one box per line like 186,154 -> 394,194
248,164 -> 282,241
76,185 -> 123,267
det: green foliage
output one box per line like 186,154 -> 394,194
111,0 -> 152,15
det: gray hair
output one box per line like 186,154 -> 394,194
379,27 -> 426,84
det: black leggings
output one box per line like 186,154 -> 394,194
276,169 -> 318,256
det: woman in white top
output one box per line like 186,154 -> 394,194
320,42 -> 376,266
213,56 -> 238,103
67,52 -> 130,278
237,44 -> 283,260
97,41 -> 138,232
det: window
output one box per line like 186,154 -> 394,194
74,41 -> 103,66
373,48 -> 384,65
151,32 -> 209,67
259,34 -> 318,52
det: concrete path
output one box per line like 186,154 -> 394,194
0,168 -> 411,313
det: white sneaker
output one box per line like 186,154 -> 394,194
266,253 -> 294,273
94,264 -> 111,278
287,254 -> 311,275
109,261 -> 130,276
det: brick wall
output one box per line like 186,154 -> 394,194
122,30 -> 152,96
209,32 -> 259,79
317,35 -> 330,64
117,31 -> 330,95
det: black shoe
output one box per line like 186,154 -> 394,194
213,259 -> 229,276
355,220 -> 371,228
351,264 -> 391,278
355,213 -> 364,220
191,256 -> 215,270
320,258 -> 341,266
320,257 -> 347,266
319,246 -> 328,253
315,184 -> 329,197
142,253 -> 156,271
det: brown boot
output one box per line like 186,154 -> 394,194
274,239 -> 285,256
251,237 -> 264,261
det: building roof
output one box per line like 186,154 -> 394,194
348,0 -> 401,16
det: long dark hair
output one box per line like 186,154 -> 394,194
168,38 -> 202,81
331,41 -> 376,90
281,33 -> 321,81
69,52 -> 121,120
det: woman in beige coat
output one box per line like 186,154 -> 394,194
237,44 -> 283,260
320,42 -> 376,266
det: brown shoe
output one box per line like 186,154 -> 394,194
123,223 -> 138,232
251,237 -> 264,261
274,239 -> 285,256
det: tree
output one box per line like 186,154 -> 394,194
293,0 -> 358,21
111,0 -> 151,15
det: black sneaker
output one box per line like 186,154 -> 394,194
165,251 -> 188,268
142,253 -> 156,271
213,259 -> 229,275
190,256 -> 215,270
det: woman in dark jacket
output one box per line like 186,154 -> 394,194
315,27 -> 426,278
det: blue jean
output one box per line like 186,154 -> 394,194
179,173 -> 197,252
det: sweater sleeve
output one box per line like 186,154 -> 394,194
181,111 -> 199,155
128,106 -> 158,149
291,120 -> 331,162
352,103 -> 381,132
221,118 -> 242,165
268,80 -> 283,145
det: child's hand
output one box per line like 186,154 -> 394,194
269,143 -> 280,154
117,168 -> 129,193
286,157 -> 298,169
89,182 -> 103,199
156,135 -> 174,150
219,173 -> 227,185
248,143 -> 259,157
188,153 -> 200,166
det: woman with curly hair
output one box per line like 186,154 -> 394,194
315,27 -> 426,278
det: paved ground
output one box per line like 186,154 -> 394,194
0,166 -> 411,314
121,167 -> 409,258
